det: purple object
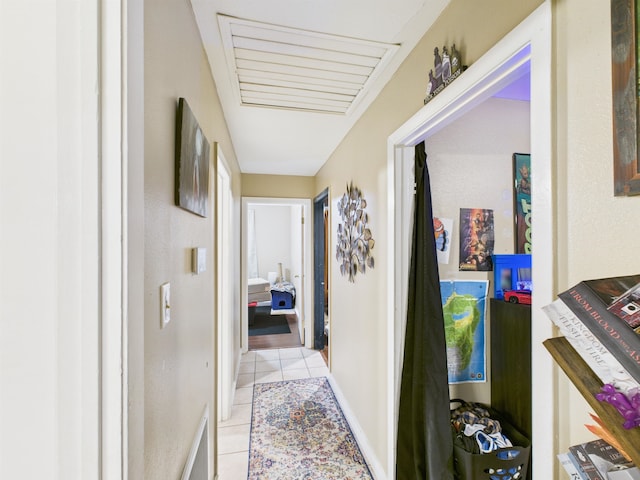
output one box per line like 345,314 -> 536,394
596,384 -> 640,429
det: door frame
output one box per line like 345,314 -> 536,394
313,189 -> 330,351
386,2 -> 554,477
216,147 -> 234,425
241,197 -> 313,351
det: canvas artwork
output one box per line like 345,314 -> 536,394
458,208 -> 494,271
433,216 -> 453,264
175,97 -> 210,217
440,280 -> 488,384
513,153 -> 531,253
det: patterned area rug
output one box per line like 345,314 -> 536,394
248,377 -> 373,479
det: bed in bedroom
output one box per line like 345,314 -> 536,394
248,277 -> 271,304
248,278 -> 271,326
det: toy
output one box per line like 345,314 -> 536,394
595,383 -> 640,429
493,254 -> 532,300
503,289 -> 532,305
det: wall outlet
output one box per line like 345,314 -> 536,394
160,282 -> 171,328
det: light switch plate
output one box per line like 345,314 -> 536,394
160,282 -> 171,328
192,247 -> 206,274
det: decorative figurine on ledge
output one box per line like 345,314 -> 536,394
424,43 -> 466,104
596,383 -> 640,429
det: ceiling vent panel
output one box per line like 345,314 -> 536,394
218,14 -> 400,114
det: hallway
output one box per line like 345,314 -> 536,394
217,347 -> 330,478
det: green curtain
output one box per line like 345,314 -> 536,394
396,142 -> 453,479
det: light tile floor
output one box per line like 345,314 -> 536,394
217,347 -> 330,479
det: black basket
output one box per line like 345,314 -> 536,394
451,401 -> 530,480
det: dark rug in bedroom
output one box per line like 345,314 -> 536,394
249,313 -> 292,336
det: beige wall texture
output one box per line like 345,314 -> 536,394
242,173 -> 315,199
141,0 -> 242,478
554,0 -> 640,461
315,0 -> 543,475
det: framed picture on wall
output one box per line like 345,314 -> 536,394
611,0 -> 640,196
513,153 -> 531,254
175,97 -> 211,217
458,208 -> 494,272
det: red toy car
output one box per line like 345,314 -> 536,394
503,289 -> 532,305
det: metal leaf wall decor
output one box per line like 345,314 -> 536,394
336,182 -> 375,282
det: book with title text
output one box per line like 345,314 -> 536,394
563,438 -> 638,480
558,274 -> 640,384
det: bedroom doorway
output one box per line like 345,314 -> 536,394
241,198 -> 312,352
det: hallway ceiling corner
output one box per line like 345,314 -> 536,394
190,0 -> 451,176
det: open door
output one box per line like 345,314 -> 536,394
313,189 -> 329,354
290,204 -> 305,344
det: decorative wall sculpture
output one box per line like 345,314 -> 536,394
424,43 -> 465,105
336,182 -> 375,282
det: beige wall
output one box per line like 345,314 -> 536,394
315,0 -> 543,475
554,0 -> 640,462
242,173 -> 315,199
142,0 -> 242,478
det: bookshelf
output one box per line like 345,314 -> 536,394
543,336 -> 640,466
490,299 -> 531,439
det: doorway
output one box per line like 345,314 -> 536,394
386,4 -> 554,477
313,189 -> 330,364
241,198 -> 313,352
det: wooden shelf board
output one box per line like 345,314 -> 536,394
543,336 -> 640,466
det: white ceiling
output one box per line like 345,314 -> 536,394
190,0 -> 531,176
190,0 -> 451,175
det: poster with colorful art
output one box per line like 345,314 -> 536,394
440,280 -> 488,384
513,153 -> 531,254
433,217 -> 453,264
458,208 -> 494,271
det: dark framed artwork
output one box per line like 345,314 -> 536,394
513,153 -> 532,254
175,97 -> 211,217
611,0 -> 640,196
458,208 -> 494,272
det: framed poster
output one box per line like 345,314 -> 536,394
458,208 -> 494,271
611,0 -> 640,196
513,153 -> 531,254
175,97 -> 211,217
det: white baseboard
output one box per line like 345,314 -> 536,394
326,375 -> 386,480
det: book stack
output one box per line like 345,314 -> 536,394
545,274 -> 640,477
543,274 -> 640,393
558,438 -> 639,479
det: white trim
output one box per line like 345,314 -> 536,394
326,375 -> 386,479
180,404 -> 210,480
101,0 -> 126,477
241,197 -> 313,351
217,148 -> 235,422
386,2 -> 554,478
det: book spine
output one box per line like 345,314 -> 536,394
559,452 -> 587,479
560,452 -> 587,479
568,445 -> 606,480
542,300 -> 639,387
559,283 -> 640,384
